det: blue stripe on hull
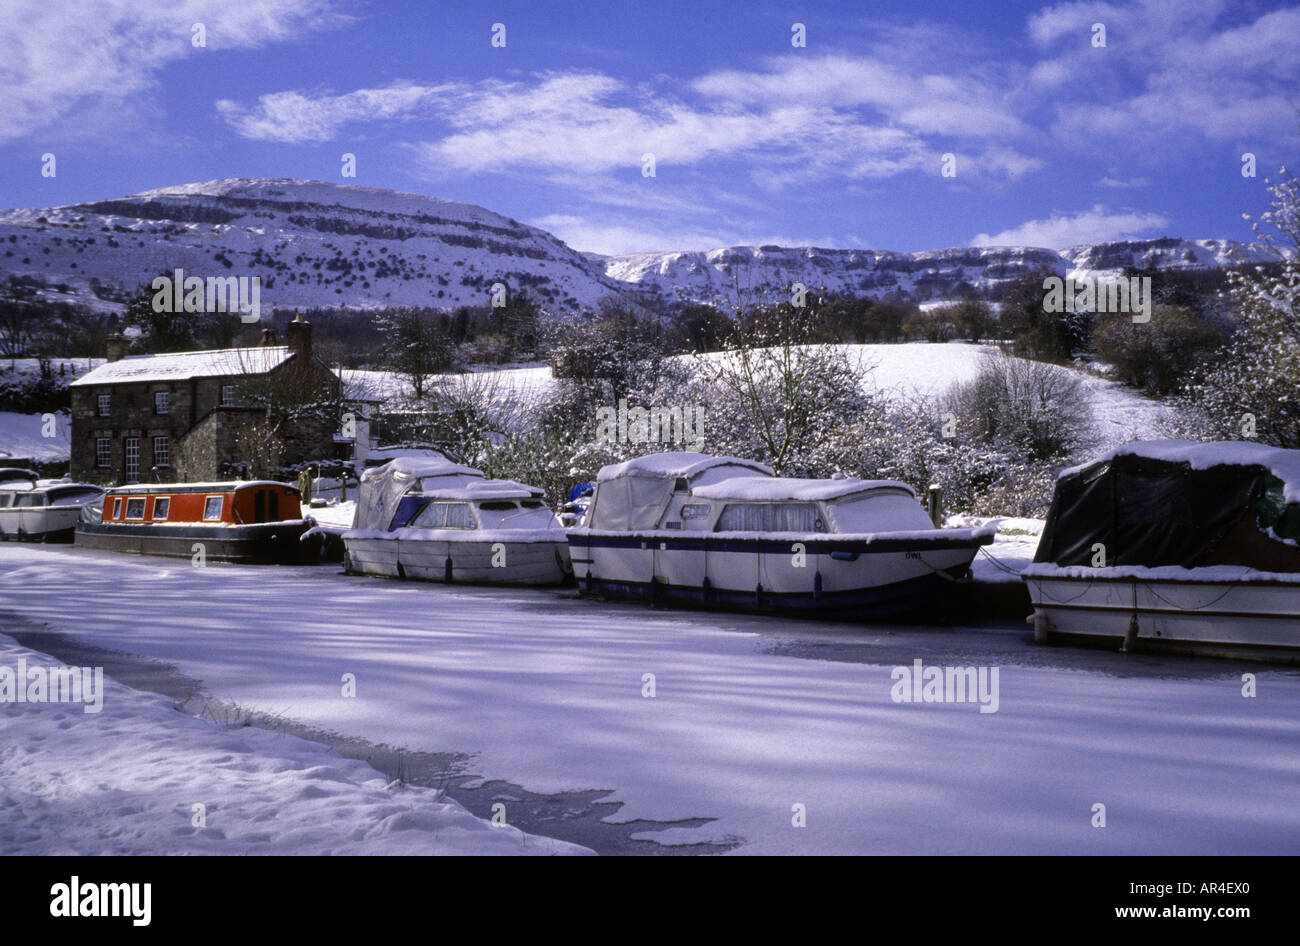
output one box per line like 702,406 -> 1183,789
578,570 -> 962,617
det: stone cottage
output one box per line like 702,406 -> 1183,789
69,316 -> 343,484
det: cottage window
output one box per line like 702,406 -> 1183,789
95,438 -> 111,468
124,437 -> 140,484
125,497 -> 146,519
152,497 -> 170,520
153,435 -> 169,468
97,394 -> 111,416
220,385 -> 236,407
203,496 -> 224,521
154,391 -> 169,415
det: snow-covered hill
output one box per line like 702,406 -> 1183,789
0,178 -> 1288,315
0,179 -> 631,314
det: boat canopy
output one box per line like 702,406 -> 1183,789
350,456 -> 544,531
1037,441 -> 1300,570
596,452 -> 773,483
692,477 -> 914,503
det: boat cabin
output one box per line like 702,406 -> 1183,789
99,482 -> 304,526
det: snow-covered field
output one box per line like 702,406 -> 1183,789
3,543 -> 1297,855
0,410 -> 70,462
0,631 -> 588,855
346,343 -> 1172,455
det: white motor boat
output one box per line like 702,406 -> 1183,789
343,456 -> 571,585
1024,440 -> 1300,662
567,452 -> 994,615
0,470 -> 105,542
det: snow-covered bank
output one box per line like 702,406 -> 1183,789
2,545 -> 1298,855
0,410 -> 70,462
0,632 -> 589,855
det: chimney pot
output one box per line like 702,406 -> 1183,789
105,333 -> 129,362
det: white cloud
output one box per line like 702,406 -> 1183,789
0,0 -> 348,144
1097,173 -> 1149,188
971,204 -> 1168,249
532,212 -> 832,256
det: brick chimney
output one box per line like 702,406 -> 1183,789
105,333 -> 130,362
260,326 -> 278,347
286,312 -> 311,361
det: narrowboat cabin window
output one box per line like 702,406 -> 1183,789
95,438 -> 111,468
203,496 -> 224,520
154,391 -> 169,415
111,497 -> 122,518
152,497 -> 170,520
97,394 -> 110,416
409,501 -> 475,529
124,498 -> 146,519
716,502 -> 825,533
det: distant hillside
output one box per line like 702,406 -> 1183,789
0,179 -> 1288,316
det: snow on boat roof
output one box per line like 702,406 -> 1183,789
416,480 -> 544,500
692,477 -> 916,502
596,452 -> 774,482
69,347 -> 294,386
105,481 -> 292,493
1065,440 -> 1300,502
359,455 -> 483,482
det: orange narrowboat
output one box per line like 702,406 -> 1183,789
75,481 -> 323,564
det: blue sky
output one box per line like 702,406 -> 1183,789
2,0 -> 1297,254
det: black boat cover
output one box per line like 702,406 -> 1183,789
1034,453 -> 1271,568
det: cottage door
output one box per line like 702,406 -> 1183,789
124,438 -> 140,484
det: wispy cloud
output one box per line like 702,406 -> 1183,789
0,0 -> 349,145
972,204 -> 1168,248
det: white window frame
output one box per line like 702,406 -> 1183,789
203,496 -> 224,521
95,438 -> 111,468
97,393 -> 111,416
124,437 -> 140,484
124,497 -> 146,520
152,497 -> 170,521
220,385 -> 235,407
153,435 -> 169,469
154,391 -> 169,415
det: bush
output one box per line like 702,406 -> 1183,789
1091,305 -> 1226,395
945,351 -> 1091,460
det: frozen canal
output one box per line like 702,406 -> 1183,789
3,543 -> 1299,855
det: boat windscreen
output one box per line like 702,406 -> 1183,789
388,494 -> 428,530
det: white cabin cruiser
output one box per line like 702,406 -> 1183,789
342,456 -> 571,585
1024,441 -> 1300,662
567,452 -> 994,615
0,471 -> 105,542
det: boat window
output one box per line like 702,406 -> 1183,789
14,493 -> 47,508
521,500 -> 545,509
203,496 -> 224,521
47,487 -> 102,505
254,490 -> 265,522
0,493 -> 11,508
111,497 -> 122,519
387,494 -> 428,530
479,500 -> 517,510
268,490 -> 279,521
715,502 -> 825,533
152,497 -> 170,520
409,501 -> 475,529
125,498 -> 146,519
680,503 -> 710,520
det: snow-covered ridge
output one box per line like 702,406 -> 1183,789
0,179 -> 1288,315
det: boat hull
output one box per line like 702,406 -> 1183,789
344,534 -> 571,586
75,520 -> 321,564
1024,572 -> 1300,663
0,505 -> 83,542
568,531 -> 986,616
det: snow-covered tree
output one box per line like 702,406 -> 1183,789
1179,168 -> 1300,447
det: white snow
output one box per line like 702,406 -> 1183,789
70,347 -> 293,387
3,543 -> 1297,855
1062,439 -> 1300,502
0,631 -> 589,855
0,411 -> 70,462
691,476 -> 914,502
597,452 -> 772,482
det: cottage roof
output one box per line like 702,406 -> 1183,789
69,347 -> 294,387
